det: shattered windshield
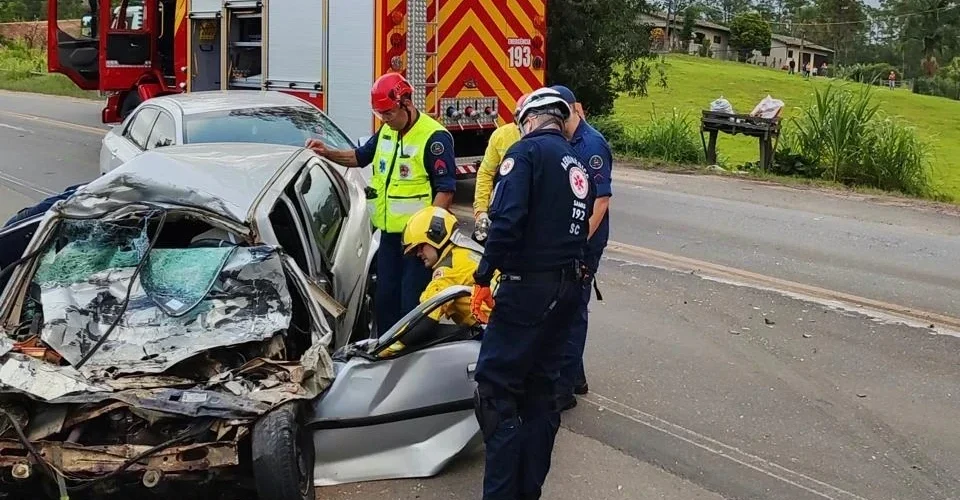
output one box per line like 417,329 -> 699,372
26,216 -> 292,378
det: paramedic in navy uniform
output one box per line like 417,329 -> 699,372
469,87 -> 595,500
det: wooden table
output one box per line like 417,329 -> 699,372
700,111 -> 781,171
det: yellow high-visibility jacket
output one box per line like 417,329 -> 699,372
473,122 -> 520,216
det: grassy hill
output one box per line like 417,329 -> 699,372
613,54 -> 960,200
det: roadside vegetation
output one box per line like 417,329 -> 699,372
0,37 -> 98,99
596,55 -> 960,203
1,0 -> 958,203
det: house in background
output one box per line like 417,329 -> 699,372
635,12 -> 834,71
638,11 -> 732,60
751,34 -> 834,72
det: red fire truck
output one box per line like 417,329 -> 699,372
47,0 -> 548,178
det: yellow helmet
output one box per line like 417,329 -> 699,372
402,206 -> 459,255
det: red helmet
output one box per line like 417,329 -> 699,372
371,73 -> 414,114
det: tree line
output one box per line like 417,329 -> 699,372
4,0 -> 957,110
0,0 -> 92,22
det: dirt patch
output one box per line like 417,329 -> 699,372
0,21 -> 82,49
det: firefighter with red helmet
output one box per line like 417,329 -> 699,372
306,72 -> 457,333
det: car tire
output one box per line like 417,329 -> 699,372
251,403 -> 316,500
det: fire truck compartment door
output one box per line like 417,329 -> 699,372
326,0 -> 375,143
266,0 -> 324,91
189,0 -> 222,14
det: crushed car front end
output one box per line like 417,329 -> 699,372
0,181 -> 335,498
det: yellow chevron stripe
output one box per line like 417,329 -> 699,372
436,44 -> 522,102
430,57 -> 521,125
438,11 -> 532,99
439,0 -> 458,20
176,0 -> 186,36
506,0 -> 538,33
485,5 -> 526,38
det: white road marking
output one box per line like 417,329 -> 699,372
581,392 -> 872,500
0,171 -> 56,197
0,122 -> 32,134
0,109 -> 108,136
605,255 -> 960,338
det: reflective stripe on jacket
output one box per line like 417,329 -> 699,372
369,114 -> 451,233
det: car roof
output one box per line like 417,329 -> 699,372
146,91 -> 314,117
64,143 -> 305,223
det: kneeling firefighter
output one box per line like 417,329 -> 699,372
378,206 -> 496,357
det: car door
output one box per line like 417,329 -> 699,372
102,105 -> 159,173
292,158 -> 371,347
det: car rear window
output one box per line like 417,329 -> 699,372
183,106 -> 355,149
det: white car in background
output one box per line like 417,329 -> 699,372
99,90 -> 370,186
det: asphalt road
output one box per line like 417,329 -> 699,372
2,90 -> 960,500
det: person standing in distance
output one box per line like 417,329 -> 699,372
472,93 -> 529,241
470,87 -> 595,500
306,72 -> 457,333
549,85 -> 614,411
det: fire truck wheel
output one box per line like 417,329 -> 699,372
119,91 -> 143,120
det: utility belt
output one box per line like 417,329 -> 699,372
499,261 -> 586,284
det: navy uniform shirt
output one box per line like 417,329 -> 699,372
570,120 -> 613,270
354,124 -> 457,194
475,128 -> 595,284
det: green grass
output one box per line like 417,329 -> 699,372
0,71 -> 99,99
0,41 -> 99,99
613,54 -> 960,200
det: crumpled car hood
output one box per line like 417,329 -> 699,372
30,218 -> 290,378
0,216 -> 335,417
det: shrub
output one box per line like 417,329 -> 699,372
589,115 -> 629,153
592,109 -> 702,165
912,77 -> 960,101
857,118 -> 932,197
637,109 -> 702,163
835,63 -> 898,85
780,83 -> 933,196
791,84 -> 879,182
610,109 -> 702,164
0,37 -> 45,79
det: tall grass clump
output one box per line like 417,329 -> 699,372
0,38 -> 46,80
858,118 -> 932,196
785,83 -> 934,197
591,109 -> 703,164
598,108 -> 701,164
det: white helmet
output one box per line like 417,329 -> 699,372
516,87 -> 572,125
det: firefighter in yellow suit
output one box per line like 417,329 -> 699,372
472,93 -> 530,240
379,206 -> 497,357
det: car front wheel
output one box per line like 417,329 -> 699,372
251,403 -> 315,500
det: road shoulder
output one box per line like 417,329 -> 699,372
0,182 -> 38,222
316,427 -> 726,500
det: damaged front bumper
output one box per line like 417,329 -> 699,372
0,439 -> 239,480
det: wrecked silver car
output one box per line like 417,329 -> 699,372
0,143 -> 378,499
